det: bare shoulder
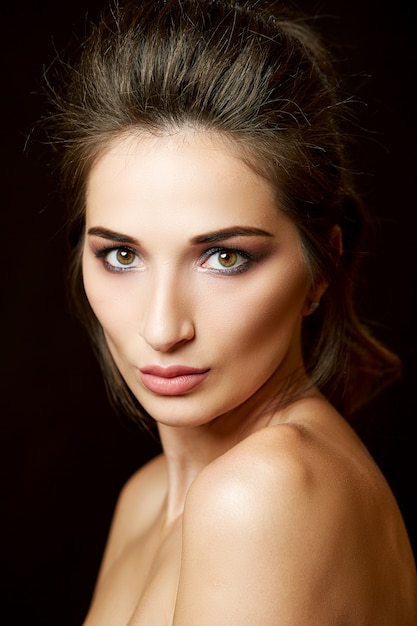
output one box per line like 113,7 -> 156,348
185,415 -> 357,543
187,406 -> 367,523
94,453 -> 167,585
110,453 -> 167,536
186,398 -> 401,523
116,453 -> 167,522
176,402 -> 417,625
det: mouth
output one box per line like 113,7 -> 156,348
138,365 -> 210,396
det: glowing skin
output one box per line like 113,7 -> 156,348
82,131 -> 317,429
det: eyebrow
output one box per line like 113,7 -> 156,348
86,225 -> 274,245
87,227 -> 140,245
190,227 -> 274,244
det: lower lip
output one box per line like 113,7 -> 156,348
139,371 -> 210,395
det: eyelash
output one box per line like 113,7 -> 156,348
92,245 -> 257,275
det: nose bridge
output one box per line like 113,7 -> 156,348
140,263 -> 194,351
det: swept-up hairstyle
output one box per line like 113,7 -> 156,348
45,0 -> 400,424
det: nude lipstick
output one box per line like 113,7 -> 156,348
138,365 -> 210,395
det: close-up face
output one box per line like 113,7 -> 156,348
82,130 -> 317,429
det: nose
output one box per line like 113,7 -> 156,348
139,269 -> 195,352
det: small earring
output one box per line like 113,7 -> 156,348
309,301 -> 320,313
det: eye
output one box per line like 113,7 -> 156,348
95,246 -> 141,271
200,248 -> 252,274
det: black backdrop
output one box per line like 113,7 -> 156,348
1,1 -> 416,624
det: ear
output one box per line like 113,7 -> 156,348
302,282 -> 328,317
302,225 -> 343,317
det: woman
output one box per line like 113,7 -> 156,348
45,0 -> 417,623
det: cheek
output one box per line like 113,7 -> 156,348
82,258 -> 130,335
212,267 -> 308,341
84,280 -> 137,373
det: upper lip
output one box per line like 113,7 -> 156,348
139,365 -> 209,378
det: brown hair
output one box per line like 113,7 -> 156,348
45,0 -> 401,423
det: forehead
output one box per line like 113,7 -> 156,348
85,130 -> 286,236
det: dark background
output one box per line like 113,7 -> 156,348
1,1 -> 416,624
